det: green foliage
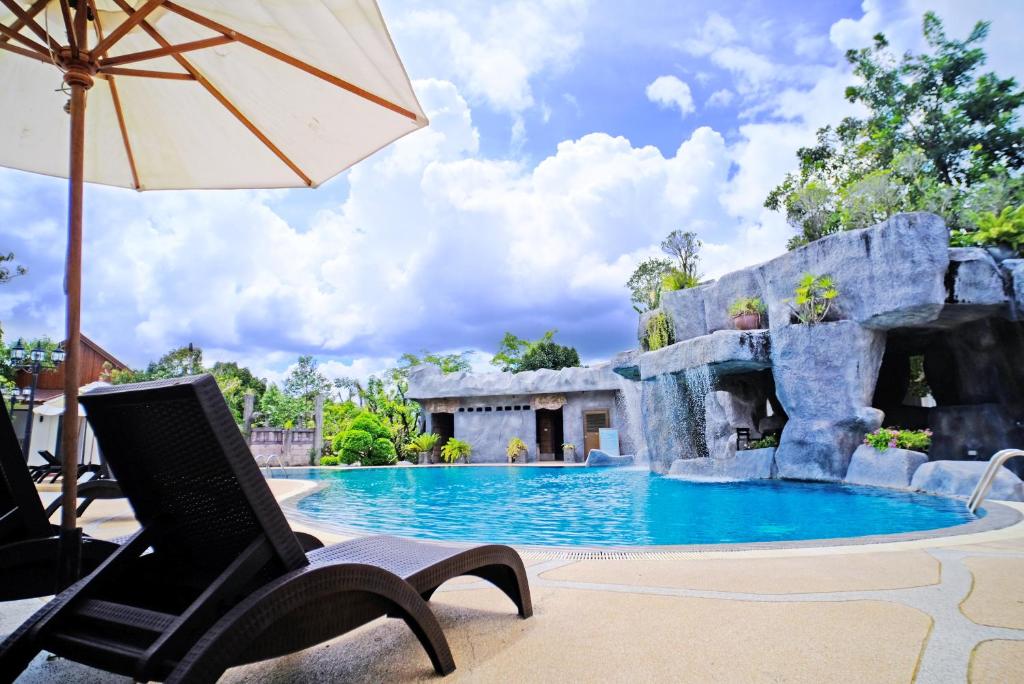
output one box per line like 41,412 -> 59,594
112,344 -> 204,384
644,311 -> 675,351
321,400 -> 361,449
398,350 -> 473,375
406,432 -> 440,455
210,361 -> 266,424
491,330 -> 581,373
626,258 -> 674,313
334,428 -> 373,464
349,412 -> 392,440
0,252 -> 26,285
372,437 -> 398,465
320,456 -> 340,466
506,437 -> 527,462
765,13 -> 1024,249
951,206 -> 1024,255
789,274 -> 839,325
865,427 -> 933,452
661,268 -> 700,292
284,355 -> 330,402
258,383 -> 307,429
747,434 -> 779,449
728,297 -> 766,317
440,438 -> 472,463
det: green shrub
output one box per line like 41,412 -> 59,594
645,311 -> 675,351
334,428 -> 373,464
440,438 -> 472,463
788,273 -> 838,324
728,297 -> 766,317
320,456 -> 340,466
370,437 -> 397,465
661,268 -> 700,292
747,434 -> 778,449
349,412 -> 392,441
506,437 -> 527,462
864,428 -> 933,452
951,205 -> 1024,255
405,433 -> 440,456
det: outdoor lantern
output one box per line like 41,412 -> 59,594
52,345 -> 66,365
10,340 -> 25,362
30,343 -> 45,363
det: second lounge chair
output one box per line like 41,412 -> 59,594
0,374 -> 531,682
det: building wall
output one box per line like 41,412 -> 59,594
423,390 -> 636,464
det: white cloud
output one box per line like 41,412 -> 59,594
705,88 -> 735,108
645,75 -> 696,116
391,0 -> 588,114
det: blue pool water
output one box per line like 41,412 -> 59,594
272,466 -> 980,547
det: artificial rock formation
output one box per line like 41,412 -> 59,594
845,445 -> 929,490
626,212 -> 1024,480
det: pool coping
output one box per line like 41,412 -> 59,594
272,472 -> 1024,559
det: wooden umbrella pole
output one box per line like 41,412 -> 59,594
58,63 -> 93,589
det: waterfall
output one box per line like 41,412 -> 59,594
679,365 -> 715,459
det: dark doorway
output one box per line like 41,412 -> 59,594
535,408 -> 564,461
582,409 -> 610,458
431,412 -> 454,463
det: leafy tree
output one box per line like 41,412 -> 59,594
111,344 -> 203,383
660,230 -> 702,281
210,361 -> 267,424
283,355 -> 330,402
398,350 -> 472,375
321,400 -> 361,450
332,412 -> 397,465
0,252 -> 26,285
257,383 -> 307,429
765,12 -> 1024,249
518,341 -> 581,372
491,330 -> 581,373
625,258 -> 674,312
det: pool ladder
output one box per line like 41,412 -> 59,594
966,449 -> 1024,513
257,453 -> 286,476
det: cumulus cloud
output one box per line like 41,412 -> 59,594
705,88 -> 735,108
645,76 -> 696,116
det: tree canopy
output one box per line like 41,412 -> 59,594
491,330 -> 581,373
765,12 -> 1024,249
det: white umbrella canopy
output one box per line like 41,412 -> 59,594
0,0 -> 427,189
0,0 -> 426,585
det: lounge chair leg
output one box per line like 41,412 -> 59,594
396,606 -> 456,676
470,564 -> 533,618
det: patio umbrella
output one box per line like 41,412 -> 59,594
0,0 -> 426,585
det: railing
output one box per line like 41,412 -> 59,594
256,452 -> 286,476
967,449 -> 1024,513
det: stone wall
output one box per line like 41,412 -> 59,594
249,428 -> 315,467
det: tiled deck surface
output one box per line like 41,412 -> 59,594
3,479 -> 1024,683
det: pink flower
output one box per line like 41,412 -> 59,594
888,439 -> 898,448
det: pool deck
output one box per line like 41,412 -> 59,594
5,478 -> 1024,683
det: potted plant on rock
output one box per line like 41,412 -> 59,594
788,273 -> 839,324
440,438 -> 472,464
728,297 -> 766,330
562,442 -> 577,463
506,437 -> 528,463
406,433 -> 440,465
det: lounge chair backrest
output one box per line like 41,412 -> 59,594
0,399 -> 51,541
79,375 -> 307,573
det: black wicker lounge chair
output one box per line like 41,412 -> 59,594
30,450 -> 102,484
0,375 -> 531,683
0,402 -> 119,602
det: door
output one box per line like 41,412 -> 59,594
430,413 -> 454,463
583,410 -> 610,458
535,408 -> 564,460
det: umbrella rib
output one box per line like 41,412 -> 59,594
0,37 -> 49,63
101,66 -> 194,80
0,0 -> 61,53
99,35 -> 235,67
0,19 -> 47,55
58,0 -> 76,55
88,0 -> 141,191
92,0 -> 165,58
0,0 -> 47,45
162,1 -> 421,123
110,0 -> 312,186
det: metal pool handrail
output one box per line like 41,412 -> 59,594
967,449 -> 1024,513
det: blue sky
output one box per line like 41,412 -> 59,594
1,0 -> 1022,385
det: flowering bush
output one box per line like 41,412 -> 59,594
864,428 -> 932,453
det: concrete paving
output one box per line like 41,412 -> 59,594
4,482 -> 1024,682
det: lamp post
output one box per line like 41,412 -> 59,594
9,340 -> 66,462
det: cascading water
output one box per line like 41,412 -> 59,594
639,364 -> 717,472
679,365 -> 716,459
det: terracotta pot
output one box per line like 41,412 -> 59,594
732,312 -> 762,330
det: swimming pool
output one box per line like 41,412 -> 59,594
272,466 -> 981,548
